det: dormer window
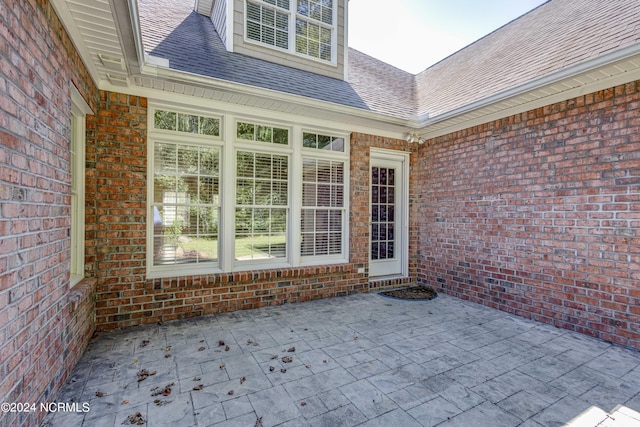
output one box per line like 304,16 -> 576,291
246,0 -> 335,63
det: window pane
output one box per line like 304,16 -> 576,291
235,151 -> 289,261
153,143 -> 220,266
301,157 -> 345,258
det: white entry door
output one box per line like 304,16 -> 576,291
369,150 -> 408,278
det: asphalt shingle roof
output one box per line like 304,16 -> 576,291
415,0 -> 640,117
139,0 -> 640,120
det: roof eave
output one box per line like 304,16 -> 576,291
416,42 -> 640,140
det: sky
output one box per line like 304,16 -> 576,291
348,0 -> 548,74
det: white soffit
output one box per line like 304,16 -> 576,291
51,0 -> 126,87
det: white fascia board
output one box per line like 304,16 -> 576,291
137,62 -> 412,133
416,42 -> 640,135
100,78 -> 408,139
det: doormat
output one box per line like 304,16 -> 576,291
379,286 -> 438,301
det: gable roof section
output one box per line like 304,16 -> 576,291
415,0 -> 640,118
139,0 -> 415,119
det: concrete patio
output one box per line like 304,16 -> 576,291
43,293 -> 640,427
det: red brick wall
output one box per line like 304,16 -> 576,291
418,82 -> 640,349
0,0 -> 97,425
85,101 -> 419,330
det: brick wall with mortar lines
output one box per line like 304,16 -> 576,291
0,0 -> 97,425
86,100 -> 420,330
417,82 -> 640,350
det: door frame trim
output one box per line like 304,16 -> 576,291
369,148 -> 409,279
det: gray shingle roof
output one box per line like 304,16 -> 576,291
139,0 -> 640,120
415,0 -> 640,117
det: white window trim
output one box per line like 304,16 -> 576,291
70,86 -> 92,287
146,104 -> 350,279
243,0 -> 338,66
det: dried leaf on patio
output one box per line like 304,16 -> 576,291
164,354 -> 171,358
287,347 -> 295,352
95,391 -> 104,397
280,368 -> 287,373
218,340 -> 225,346
240,376 -> 246,384
193,376 -> 201,381
124,412 -> 145,425
281,356 -> 292,363
141,340 -> 150,347
354,337 -> 359,341
255,416 -> 263,427
305,365 -> 311,368
165,346 -> 172,352
122,400 -> 129,405
270,355 -> 278,360
199,339 -> 204,343
228,390 -> 235,395
269,366 -> 275,372
225,345 -> 230,351
300,402 -> 306,407
153,399 -> 171,406
322,360 -> 327,364
219,362 -> 225,369
198,346 -> 205,351
151,383 -> 174,397
193,384 -> 204,391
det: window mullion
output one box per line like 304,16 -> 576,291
290,125 -> 302,267
221,115 -> 235,272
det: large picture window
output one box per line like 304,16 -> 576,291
245,0 -> 336,63
148,107 -> 349,278
152,143 -> 220,266
235,151 -> 289,260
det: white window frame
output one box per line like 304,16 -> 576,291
244,0 -> 338,66
70,86 -> 92,286
146,104 -> 350,279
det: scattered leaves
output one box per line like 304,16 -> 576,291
137,369 -> 156,382
198,346 -> 205,352
300,402 -> 307,407
287,347 -> 295,352
164,354 -> 172,358
165,346 -> 172,352
219,362 -> 225,369
193,384 -> 204,391
240,377 -> 246,384
95,391 -> 104,398
270,355 -> 278,360
121,400 -> 129,405
269,366 -> 275,372
322,360 -> 327,364
218,340 -> 225,346
281,356 -> 293,363
227,390 -> 235,396
193,376 -> 201,381
280,368 -> 287,373
151,383 -> 174,397
225,345 -> 230,351
305,365 -> 311,369
141,340 -> 150,347
124,412 -> 145,425
132,359 -> 138,365
255,416 -> 263,427
246,339 -> 259,346
199,339 -> 204,343
153,399 -> 171,406
354,336 -> 359,341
